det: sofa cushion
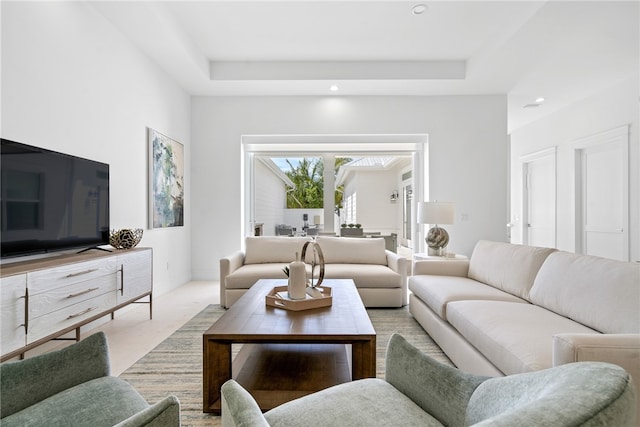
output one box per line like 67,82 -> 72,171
225,264 -> 289,289
408,276 -> 526,320
323,264 -> 401,289
265,378 -> 444,427
529,251 -> 640,334
1,377 -> 149,427
467,240 -> 556,301
446,300 -> 598,375
244,236 -> 310,265
316,236 -> 388,265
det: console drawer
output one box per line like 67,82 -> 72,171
27,292 -> 116,344
29,274 -> 117,319
1,274 -> 27,354
28,258 -> 117,294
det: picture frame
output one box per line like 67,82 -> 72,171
148,128 -> 184,228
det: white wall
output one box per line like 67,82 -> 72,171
510,75 -> 639,261
358,169 -> 400,235
341,169 -> 400,235
191,95 -> 509,279
2,2 -> 192,295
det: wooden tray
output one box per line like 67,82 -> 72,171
265,285 -> 332,311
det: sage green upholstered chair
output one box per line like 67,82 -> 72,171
221,333 -> 637,427
0,332 -> 180,427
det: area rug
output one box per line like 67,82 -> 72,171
119,304 -> 452,427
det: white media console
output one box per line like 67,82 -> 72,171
0,247 -> 152,361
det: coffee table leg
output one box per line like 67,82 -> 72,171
203,338 -> 232,413
352,337 -> 376,380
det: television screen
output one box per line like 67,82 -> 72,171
1,139 -> 110,258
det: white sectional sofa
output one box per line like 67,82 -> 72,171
409,240 -> 640,419
220,236 -> 407,308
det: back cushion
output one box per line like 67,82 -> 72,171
529,251 -> 640,333
468,240 -> 556,300
315,236 -> 388,265
244,236 -> 310,264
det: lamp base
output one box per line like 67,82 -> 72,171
427,246 -> 447,256
426,226 -> 449,257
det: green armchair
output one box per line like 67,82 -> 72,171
221,333 -> 637,426
0,332 -> 180,427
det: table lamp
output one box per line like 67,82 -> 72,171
417,201 -> 455,256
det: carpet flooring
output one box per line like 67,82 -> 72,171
119,304 -> 452,426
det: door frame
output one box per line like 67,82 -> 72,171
241,134 -> 428,250
520,147 -> 557,247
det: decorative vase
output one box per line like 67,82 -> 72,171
288,252 -> 307,300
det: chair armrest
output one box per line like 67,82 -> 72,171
0,332 -> 110,418
114,395 -> 181,427
553,333 -> 640,385
221,380 -> 270,427
412,259 -> 469,276
386,250 -> 408,305
219,251 -> 245,307
385,333 -> 487,427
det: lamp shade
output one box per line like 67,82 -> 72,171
417,202 -> 455,225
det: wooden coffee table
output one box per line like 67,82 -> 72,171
203,278 -> 376,414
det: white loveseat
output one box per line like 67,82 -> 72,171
409,240 -> 640,419
220,236 -> 407,308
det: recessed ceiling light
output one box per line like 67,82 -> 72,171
329,85 -> 339,92
412,4 -> 428,15
535,97 -> 545,103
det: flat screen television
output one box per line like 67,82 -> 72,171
1,139 -> 110,259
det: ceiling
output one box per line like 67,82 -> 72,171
92,1 -> 639,132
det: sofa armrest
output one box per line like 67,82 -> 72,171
553,333 -> 640,383
385,249 -> 404,273
386,250 -> 408,304
219,250 -> 245,307
114,395 -> 181,427
385,333 -> 487,427
0,332 -> 110,418
221,380 -> 270,427
412,259 -> 469,276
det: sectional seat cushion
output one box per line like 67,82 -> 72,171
467,240 -> 557,300
409,275 -> 527,320
530,251 -> 640,334
315,236 -> 388,265
323,264 -> 401,289
244,236 -> 311,264
447,300 -> 598,375
1,377 -> 150,427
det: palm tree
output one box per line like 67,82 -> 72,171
284,157 -> 352,209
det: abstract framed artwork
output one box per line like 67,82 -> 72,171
148,128 -> 184,228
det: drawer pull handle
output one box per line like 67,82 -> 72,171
66,306 -> 97,320
23,289 -> 29,333
65,269 -> 98,278
67,287 -> 99,299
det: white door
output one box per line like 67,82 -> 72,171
574,126 -> 629,261
522,149 -> 556,248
